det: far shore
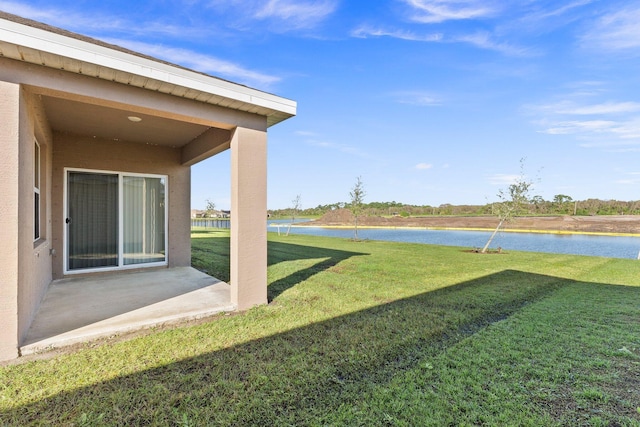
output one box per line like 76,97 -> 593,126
295,213 -> 640,237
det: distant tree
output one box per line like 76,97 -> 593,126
531,195 -> 547,214
482,159 -> 535,253
205,199 -> 216,217
286,194 -> 301,236
553,194 -> 573,214
349,176 -> 366,240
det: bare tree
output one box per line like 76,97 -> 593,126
350,176 -> 366,240
482,159 -> 535,253
286,194 -> 301,236
205,199 -> 216,217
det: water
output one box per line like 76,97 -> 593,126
268,219 -> 640,260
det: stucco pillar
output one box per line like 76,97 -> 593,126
0,81 -> 20,360
230,127 -> 268,310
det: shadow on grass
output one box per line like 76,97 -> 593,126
266,240 -> 368,301
4,269 -> 622,425
192,229 -> 369,301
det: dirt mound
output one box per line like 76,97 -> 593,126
306,210 -> 640,234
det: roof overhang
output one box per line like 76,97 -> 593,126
0,12 -> 296,127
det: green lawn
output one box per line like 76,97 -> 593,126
1,229 -> 639,426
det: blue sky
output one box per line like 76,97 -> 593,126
3,0 -> 640,210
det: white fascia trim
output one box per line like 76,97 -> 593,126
0,18 -> 297,116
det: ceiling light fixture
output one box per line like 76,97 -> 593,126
128,116 -> 142,122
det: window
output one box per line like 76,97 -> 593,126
34,140 -> 40,241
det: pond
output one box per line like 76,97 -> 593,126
268,220 -> 640,260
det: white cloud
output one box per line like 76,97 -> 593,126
307,140 -> 369,158
0,1 -> 219,39
581,6 -> 640,51
106,39 -> 280,89
615,172 -> 640,183
531,0 -> 593,20
455,32 -> 536,57
529,92 -> 640,149
487,173 -> 519,186
402,0 -> 496,23
415,163 -> 433,170
351,26 -> 531,57
391,90 -> 442,106
541,120 -> 618,135
254,0 -> 337,29
0,1 -> 118,31
351,25 -> 443,42
532,101 -> 640,116
557,102 -> 640,115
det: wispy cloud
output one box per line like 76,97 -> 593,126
528,92 -> 640,149
390,90 -> 442,106
0,1 -> 119,31
531,0 -> 593,19
402,0 -> 497,23
487,173 -> 520,186
454,32 -> 537,57
295,130 -> 319,137
525,100 -> 640,116
508,0 -> 593,32
0,1 -> 218,39
415,163 -> 433,170
307,140 -> 369,158
351,25 -> 443,42
206,0 -> 337,32
106,39 -> 280,89
254,0 -> 337,29
581,6 -> 640,51
351,26 -> 531,57
541,120 -> 618,135
615,172 -> 640,184
554,102 -> 640,115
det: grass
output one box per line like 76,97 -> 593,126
1,228 -> 639,426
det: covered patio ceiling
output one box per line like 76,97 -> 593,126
41,95 -> 210,147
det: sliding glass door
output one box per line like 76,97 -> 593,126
66,170 -> 167,273
67,172 -> 119,270
123,176 -> 166,265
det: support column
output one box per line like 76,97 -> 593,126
230,126 -> 268,310
0,81 -> 21,361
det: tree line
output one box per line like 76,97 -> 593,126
269,197 -> 640,219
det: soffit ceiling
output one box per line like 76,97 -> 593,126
42,96 -> 210,147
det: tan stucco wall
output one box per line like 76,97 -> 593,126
17,89 -> 55,348
51,132 -> 191,279
0,84 -> 54,360
0,81 -> 21,360
230,126 -> 268,310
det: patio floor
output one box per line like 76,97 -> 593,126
21,267 -> 235,356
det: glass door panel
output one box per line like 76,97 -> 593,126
123,176 -> 166,265
67,172 -> 119,270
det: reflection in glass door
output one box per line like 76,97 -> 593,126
67,172 -> 119,270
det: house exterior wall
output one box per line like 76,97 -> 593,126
0,83 -> 54,360
0,81 -> 21,360
17,88 -> 54,348
51,133 -> 191,279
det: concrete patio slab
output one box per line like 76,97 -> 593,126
21,267 -> 235,356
